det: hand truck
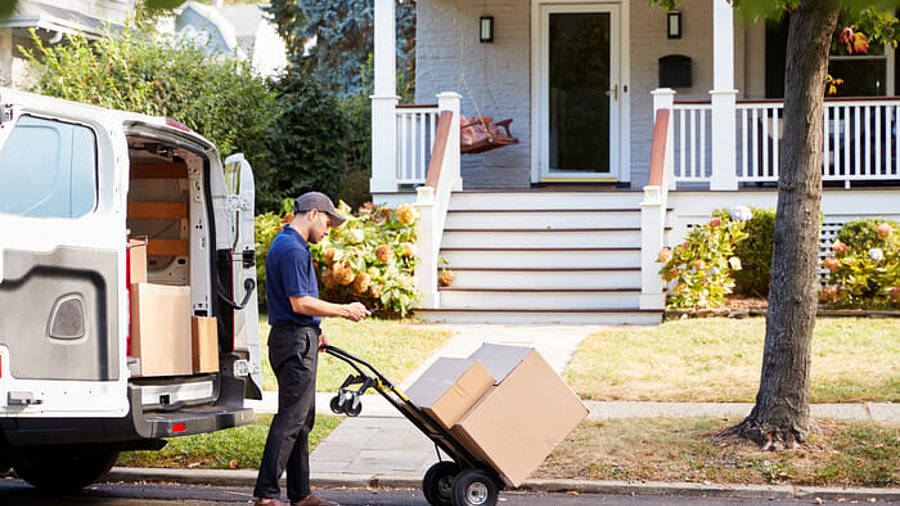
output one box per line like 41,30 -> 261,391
324,345 -> 503,506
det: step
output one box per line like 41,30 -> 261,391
444,209 -> 641,229
441,228 -> 641,248
438,288 -> 641,310
448,191 -> 644,210
439,248 -> 641,269
446,268 -> 641,290
414,308 -> 662,325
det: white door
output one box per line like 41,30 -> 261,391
537,3 -> 622,182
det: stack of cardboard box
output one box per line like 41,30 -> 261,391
405,344 -> 588,488
128,238 -> 218,377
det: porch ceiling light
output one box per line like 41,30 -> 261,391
480,16 -> 494,43
667,11 -> 682,39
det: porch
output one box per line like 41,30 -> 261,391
368,0 -> 900,323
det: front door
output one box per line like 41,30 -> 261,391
537,3 -> 621,182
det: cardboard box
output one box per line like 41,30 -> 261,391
130,283 -> 192,377
191,316 -> 219,373
451,346 -> 588,488
467,344 -> 532,383
405,358 -> 495,430
128,238 -> 148,284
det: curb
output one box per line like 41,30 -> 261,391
104,468 -> 900,502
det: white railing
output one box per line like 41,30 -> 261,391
395,104 -> 439,185
669,97 -> 900,187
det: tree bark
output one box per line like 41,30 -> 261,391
723,0 -> 840,449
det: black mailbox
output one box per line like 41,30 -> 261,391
659,54 -> 692,88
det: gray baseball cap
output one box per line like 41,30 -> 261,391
294,192 -> 346,226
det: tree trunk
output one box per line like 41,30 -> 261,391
724,0 -> 840,449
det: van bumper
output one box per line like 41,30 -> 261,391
0,377 -> 254,447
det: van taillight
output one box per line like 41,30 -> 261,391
125,239 -> 132,356
172,423 -> 186,433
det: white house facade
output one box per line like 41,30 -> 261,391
370,0 -> 900,324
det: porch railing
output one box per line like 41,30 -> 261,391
667,96 -> 900,188
395,104 -> 439,185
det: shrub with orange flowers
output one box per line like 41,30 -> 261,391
255,199 -> 420,316
820,218 -> 900,309
657,212 -> 750,309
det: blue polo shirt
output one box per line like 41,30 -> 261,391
266,225 -> 321,326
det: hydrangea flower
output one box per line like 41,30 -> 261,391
657,247 -> 673,263
877,223 -> 893,240
822,257 -> 840,272
832,241 -> 849,254
730,205 -> 753,222
869,248 -> 884,261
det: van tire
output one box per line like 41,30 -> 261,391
13,447 -> 119,491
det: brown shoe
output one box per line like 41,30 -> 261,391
253,498 -> 286,506
291,494 -> 339,506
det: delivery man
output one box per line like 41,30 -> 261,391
253,192 -> 369,506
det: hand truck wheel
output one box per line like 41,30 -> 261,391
422,461 -> 459,506
451,468 -> 499,506
329,395 -> 343,415
344,394 -> 363,417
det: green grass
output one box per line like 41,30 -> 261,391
117,415 -> 341,469
534,417 -> 900,488
258,316 -> 454,392
565,317 -> 900,403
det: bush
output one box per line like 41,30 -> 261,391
22,24 -> 278,179
820,219 -> 900,309
255,202 -> 420,317
713,207 -> 776,297
658,214 -> 749,309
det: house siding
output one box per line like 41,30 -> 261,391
416,0 -> 532,188
416,0 -> 747,189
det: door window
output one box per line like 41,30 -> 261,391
0,115 -> 98,218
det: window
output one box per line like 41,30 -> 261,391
0,115 -> 98,218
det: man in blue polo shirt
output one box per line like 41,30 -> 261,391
254,192 -> 369,506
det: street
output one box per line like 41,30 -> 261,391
1,478 -> 898,506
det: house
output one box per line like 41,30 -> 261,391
0,0 -> 134,86
367,0 -> 900,324
174,1 -> 287,77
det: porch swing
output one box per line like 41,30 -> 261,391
457,34 -> 518,154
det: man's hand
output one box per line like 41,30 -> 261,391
343,302 -> 370,322
318,332 -> 330,352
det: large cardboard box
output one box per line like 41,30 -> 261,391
451,345 -> 588,488
405,357 -> 495,430
130,283 -> 192,377
128,238 -> 148,284
191,316 -> 219,373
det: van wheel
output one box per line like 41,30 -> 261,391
14,447 -> 119,491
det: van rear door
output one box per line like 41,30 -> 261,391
0,95 -> 128,425
223,153 -> 262,399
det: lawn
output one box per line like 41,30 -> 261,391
565,317 -> 899,403
258,316 -> 454,392
117,415 -> 341,469
534,417 -> 900,488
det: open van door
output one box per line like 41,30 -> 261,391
223,153 -> 262,399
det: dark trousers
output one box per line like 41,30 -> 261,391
254,324 -> 320,501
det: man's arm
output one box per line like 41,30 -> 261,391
289,296 -> 369,322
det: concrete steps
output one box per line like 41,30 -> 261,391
416,190 -> 663,325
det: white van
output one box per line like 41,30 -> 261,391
0,88 -> 263,490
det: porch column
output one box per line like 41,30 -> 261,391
437,92 -> 462,191
370,0 -> 399,194
709,0 -> 738,191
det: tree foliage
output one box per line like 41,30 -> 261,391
266,0 -> 416,94
21,23 -> 278,176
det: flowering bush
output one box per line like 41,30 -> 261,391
255,201 -> 421,317
658,211 -> 750,309
820,218 -> 900,309
713,206 -> 776,297
311,202 -> 420,317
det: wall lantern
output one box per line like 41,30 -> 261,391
667,11 -> 682,39
480,16 -> 494,43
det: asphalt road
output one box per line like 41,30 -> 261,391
2,479 -> 898,506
